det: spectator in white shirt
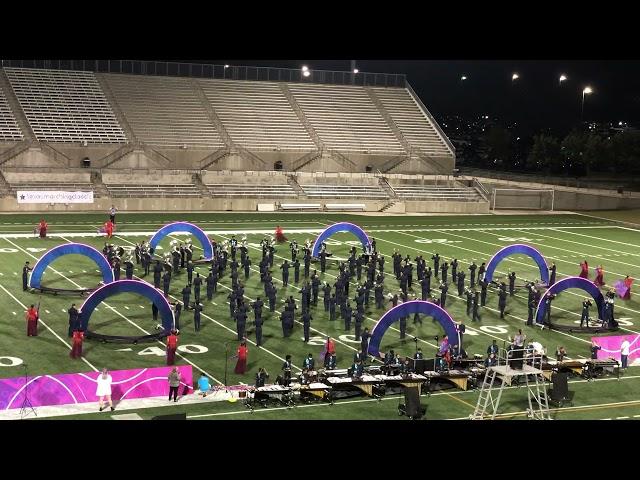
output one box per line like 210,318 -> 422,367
621,339 -> 631,369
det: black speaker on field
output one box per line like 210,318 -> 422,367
550,372 -> 570,401
151,412 -> 186,420
82,157 -> 91,168
365,165 -> 373,173
398,386 -> 426,419
618,187 -> 624,194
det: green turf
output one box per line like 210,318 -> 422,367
1,211 -> 639,420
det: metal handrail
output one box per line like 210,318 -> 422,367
472,177 -> 490,202
1,60 -> 407,88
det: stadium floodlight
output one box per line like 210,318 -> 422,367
581,86 -> 593,120
461,75 -> 467,81
303,70 -> 311,77
353,69 -> 359,74
302,65 -> 309,72
224,64 -> 229,68
559,74 -> 567,83
512,73 -> 519,81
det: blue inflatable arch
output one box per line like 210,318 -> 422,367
79,279 -> 174,334
149,222 -> 213,261
29,242 -> 114,289
485,243 -> 550,286
368,300 -> 461,358
535,276 -> 605,325
311,222 -> 371,258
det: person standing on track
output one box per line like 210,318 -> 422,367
109,205 -> 118,224
96,368 -> 115,412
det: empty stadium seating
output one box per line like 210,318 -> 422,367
370,87 -> 451,157
104,184 -> 201,198
299,183 -> 389,199
8,181 -> 96,195
3,68 -> 126,143
103,74 -> 224,149
391,184 -> 483,201
205,183 -> 296,198
198,80 -> 315,152
287,83 -> 405,155
0,84 -> 23,141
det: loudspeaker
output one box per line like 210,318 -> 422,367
550,372 -> 569,400
151,412 -> 186,420
411,358 -> 427,374
617,187 -> 624,194
82,157 -> 91,168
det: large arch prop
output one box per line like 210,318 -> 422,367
311,222 -> 371,258
535,276 -> 605,325
79,280 -> 174,342
29,242 -> 114,290
368,300 -> 460,358
149,222 -> 214,261
485,243 -> 550,286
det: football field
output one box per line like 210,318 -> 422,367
1,210 -> 639,420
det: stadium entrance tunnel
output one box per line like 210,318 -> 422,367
368,300 -> 460,358
535,276 -> 605,327
79,280 -> 174,343
149,222 -> 214,261
485,243 -> 549,286
311,222 -> 371,258
29,243 -> 114,291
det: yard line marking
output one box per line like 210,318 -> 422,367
617,416 -> 630,419
45,309 -> 50,314
124,306 -> 130,310
5,236 -> 223,386
0,283 -> 99,372
12,311 -> 16,315
551,227 -> 640,256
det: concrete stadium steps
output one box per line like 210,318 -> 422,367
198,80 -> 315,152
3,68 -> 126,144
205,183 -> 297,198
0,79 -> 24,141
104,183 -> 202,198
103,74 -> 224,149
286,83 -> 405,155
370,87 -> 451,157
391,184 -> 483,201
298,183 -> 389,199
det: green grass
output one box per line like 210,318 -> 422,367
1,211 -> 639,420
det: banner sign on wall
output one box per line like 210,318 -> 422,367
17,191 -> 94,204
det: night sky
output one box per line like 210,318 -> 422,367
197,59 -> 640,134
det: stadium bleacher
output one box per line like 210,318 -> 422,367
370,87 -> 452,158
205,183 -> 297,198
198,80 -> 315,152
391,184 -> 483,201
104,183 -> 201,198
103,74 -> 224,149
287,83 -> 405,155
7,181 -> 96,195
0,82 -> 23,141
3,68 -> 126,144
298,183 -> 389,199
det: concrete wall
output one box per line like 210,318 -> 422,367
477,177 -> 640,211
3,171 -> 91,183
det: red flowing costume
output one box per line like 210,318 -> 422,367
275,225 -> 287,243
38,220 -> 47,238
594,267 -> 605,287
623,277 -> 633,300
70,330 -> 84,358
234,344 -> 248,374
579,261 -> 589,279
26,307 -> 38,337
166,333 -> 178,365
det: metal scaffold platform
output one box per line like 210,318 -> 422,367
471,349 -> 550,420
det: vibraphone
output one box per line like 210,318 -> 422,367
584,358 -> 620,380
325,375 -> 382,397
245,384 -> 295,410
373,373 -> 428,395
290,382 -> 332,402
423,369 -> 473,391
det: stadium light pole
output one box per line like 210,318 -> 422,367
460,75 -> 467,84
582,86 -> 593,120
512,73 -> 519,82
559,74 -> 567,85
